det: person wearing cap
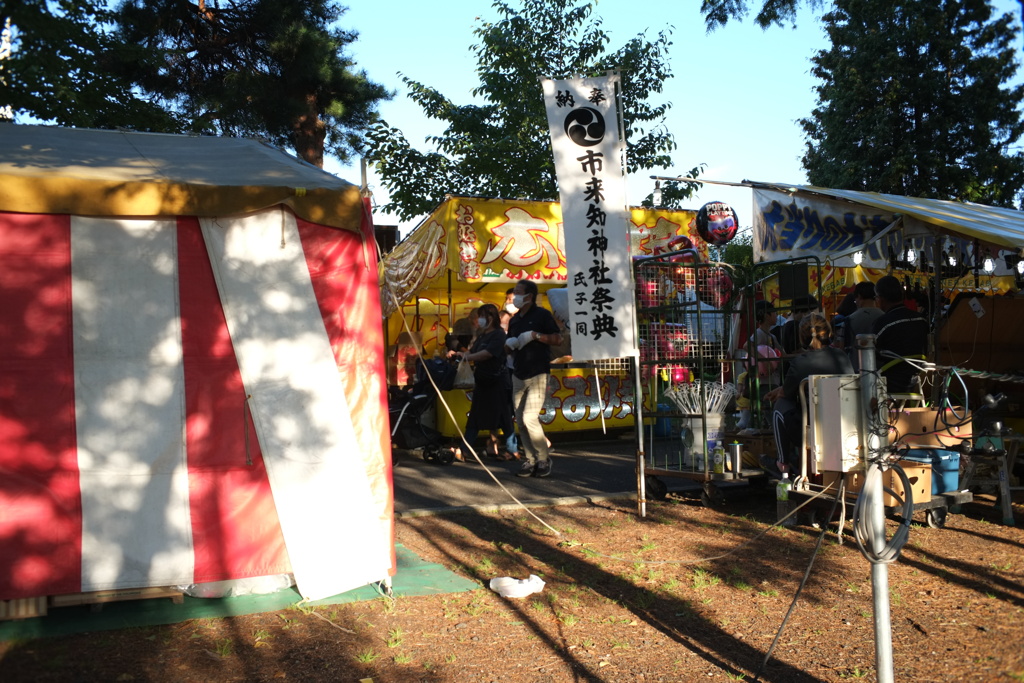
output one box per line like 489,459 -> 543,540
872,275 -> 928,393
843,281 -> 884,370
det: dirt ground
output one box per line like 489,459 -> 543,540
2,489 -> 1022,682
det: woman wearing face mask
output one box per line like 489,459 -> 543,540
456,303 -> 514,459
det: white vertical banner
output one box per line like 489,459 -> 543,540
542,73 -> 637,361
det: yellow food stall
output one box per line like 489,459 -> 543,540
380,195 -> 706,436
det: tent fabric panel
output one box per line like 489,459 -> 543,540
0,124 -> 364,230
296,215 -> 395,575
176,218 -> 290,583
200,209 -> 392,601
0,212 -> 82,599
71,217 -> 195,591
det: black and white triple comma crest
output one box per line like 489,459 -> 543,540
563,107 -> 606,147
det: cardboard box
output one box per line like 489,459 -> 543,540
893,407 -> 971,449
823,462 -> 932,507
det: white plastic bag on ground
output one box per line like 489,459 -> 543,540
489,575 -> 545,598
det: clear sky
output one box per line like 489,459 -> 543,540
329,0 -> 1023,235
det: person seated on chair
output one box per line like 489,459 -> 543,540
871,275 -> 928,393
764,314 -> 854,475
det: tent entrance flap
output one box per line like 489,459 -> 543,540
201,209 -> 391,601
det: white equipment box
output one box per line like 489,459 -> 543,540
807,374 -> 885,474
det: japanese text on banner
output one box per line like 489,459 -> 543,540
541,74 -> 637,361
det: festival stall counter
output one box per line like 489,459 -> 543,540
750,184 -> 1024,518
380,195 -> 707,436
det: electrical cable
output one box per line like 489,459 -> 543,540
852,461 -> 913,565
751,476 -> 846,682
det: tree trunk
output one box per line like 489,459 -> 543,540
293,94 -> 326,168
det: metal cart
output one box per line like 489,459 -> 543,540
634,251 -> 765,506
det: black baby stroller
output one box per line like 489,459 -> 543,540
388,356 -> 461,465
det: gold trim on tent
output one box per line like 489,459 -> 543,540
0,124 -> 364,230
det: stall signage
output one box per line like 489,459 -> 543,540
753,189 -> 895,264
542,73 -> 637,361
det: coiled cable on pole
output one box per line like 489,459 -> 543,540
852,460 -> 913,564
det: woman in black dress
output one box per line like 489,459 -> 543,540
456,303 -> 514,459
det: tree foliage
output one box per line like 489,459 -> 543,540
112,0 -> 390,167
2,0 -> 178,129
366,0 -> 690,221
699,0 -> 821,30
800,0 -> 1024,207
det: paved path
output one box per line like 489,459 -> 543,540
392,432 -> 741,515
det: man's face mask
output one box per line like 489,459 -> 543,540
512,293 -> 528,309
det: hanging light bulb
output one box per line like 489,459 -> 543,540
1017,260 -> 1024,275
853,251 -> 864,265
652,180 -> 662,207
905,245 -> 916,263
983,256 -> 996,273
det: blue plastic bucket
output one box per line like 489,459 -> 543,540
905,449 -> 960,495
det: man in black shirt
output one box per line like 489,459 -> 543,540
871,275 -> 928,393
505,280 -> 562,478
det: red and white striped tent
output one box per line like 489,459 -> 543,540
0,124 -> 394,603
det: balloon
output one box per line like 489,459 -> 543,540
696,201 -> 739,246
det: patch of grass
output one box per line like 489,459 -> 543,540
475,557 -> 494,572
610,637 -> 630,649
214,638 -> 233,657
757,588 -> 778,598
890,589 -> 903,607
463,594 -> 490,617
633,592 -> 655,609
445,653 -> 457,663
252,629 -> 272,647
378,595 -> 396,615
662,578 -> 680,592
991,560 -> 1013,571
558,612 -> 579,626
691,567 -> 721,591
839,667 -> 870,678
355,649 -> 379,663
386,628 -> 405,648
725,671 -> 746,680
581,638 -> 595,648
290,602 -> 314,616
732,579 -> 752,591
393,653 -> 413,664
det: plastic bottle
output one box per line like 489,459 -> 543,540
776,473 -> 795,527
712,441 -> 725,475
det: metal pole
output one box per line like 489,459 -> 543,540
633,353 -> 647,518
856,333 -> 894,683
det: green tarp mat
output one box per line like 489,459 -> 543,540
0,544 -> 478,641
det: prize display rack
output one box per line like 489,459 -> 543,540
634,251 -> 764,505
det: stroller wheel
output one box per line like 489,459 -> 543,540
422,446 -> 440,463
436,448 -> 456,466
